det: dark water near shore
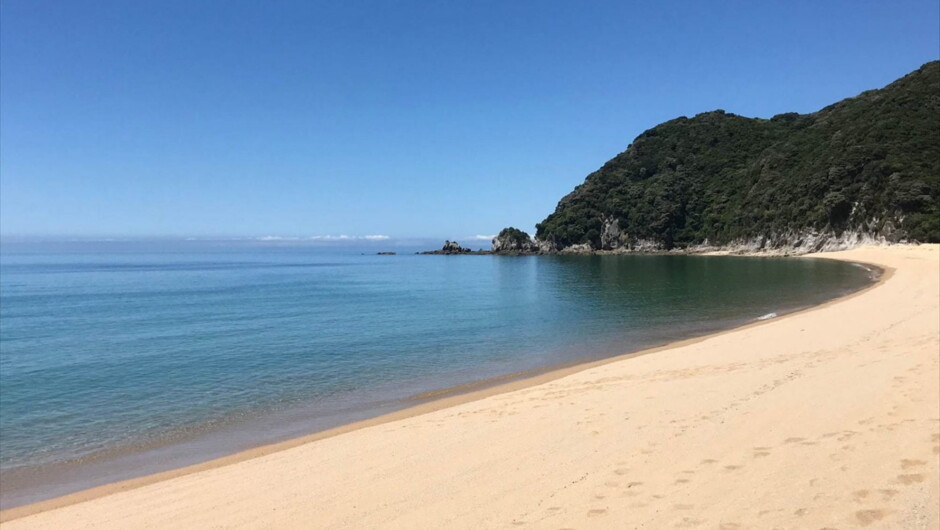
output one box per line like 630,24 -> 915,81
0,241 -> 875,508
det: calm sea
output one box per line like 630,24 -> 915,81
0,240 -> 875,508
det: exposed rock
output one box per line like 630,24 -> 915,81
599,217 -> 629,250
540,226 -> 903,256
442,240 -> 469,253
536,238 -> 557,253
420,241 -> 490,255
491,228 -> 538,253
695,227 -> 900,255
589,220 -> 900,254
558,243 -> 594,254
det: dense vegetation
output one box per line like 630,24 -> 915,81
535,61 -> 940,250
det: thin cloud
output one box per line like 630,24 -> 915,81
300,235 -> 391,241
258,235 -> 302,241
306,235 -> 352,241
470,234 -> 496,240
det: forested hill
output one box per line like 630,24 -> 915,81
533,61 -> 939,253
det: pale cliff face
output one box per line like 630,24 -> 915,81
540,224 -> 903,255
491,232 -> 538,253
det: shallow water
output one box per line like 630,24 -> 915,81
0,241 -> 874,507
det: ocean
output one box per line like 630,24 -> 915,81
0,240 -> 875,508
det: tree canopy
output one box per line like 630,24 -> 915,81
535,61 -> 940,250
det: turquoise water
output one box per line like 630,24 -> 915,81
0,241 -> 874,507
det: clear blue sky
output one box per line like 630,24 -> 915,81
2,1 -> 938,240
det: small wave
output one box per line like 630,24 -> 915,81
850,262 -> 882,281
755,312 -> 777,321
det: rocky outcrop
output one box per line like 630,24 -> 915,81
443,240 -> 469,253
599,217 -> 629,250
535,225 -> 903,256
535,238 -> 557,253
420,241 -> 490,255
428,240 -> 472,254
535,228 -> 664,254
558,243 -> 594,254
684,227 -> 901,255
491,228 -> 538,253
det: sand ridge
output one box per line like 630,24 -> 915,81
2,245 -> 938,529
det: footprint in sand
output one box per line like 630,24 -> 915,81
896,474 -> 924,485
852,490 -> 870,501
587,508 -> 607,517
900,459 -> 926,469
855,509 -> 887,526
752,446 -> 772,457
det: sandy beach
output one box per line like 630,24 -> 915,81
2,244 -> 937,529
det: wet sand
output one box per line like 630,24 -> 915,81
2,245 -> 938,529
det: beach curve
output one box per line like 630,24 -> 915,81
2,244 -> 938,528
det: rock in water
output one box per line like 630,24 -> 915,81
419,241 -> 490,255
491,227 -> 538,253
441,240 -> 470,253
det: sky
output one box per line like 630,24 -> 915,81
2,1 -> 938,241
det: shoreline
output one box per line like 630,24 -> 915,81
0,252 -> 892,523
